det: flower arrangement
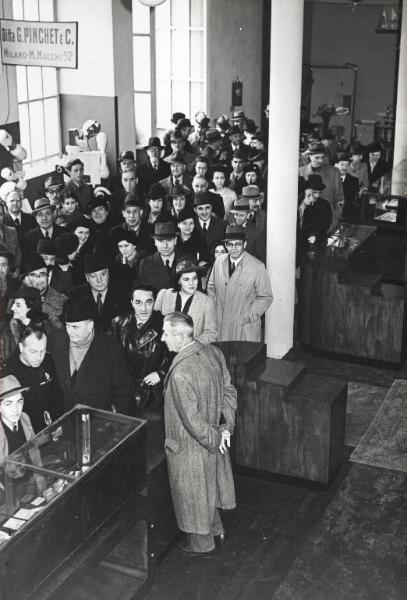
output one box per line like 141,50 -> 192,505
314,103 -> 349,128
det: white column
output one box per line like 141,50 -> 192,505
392,0 -> 407,196
265,0 -> 304,358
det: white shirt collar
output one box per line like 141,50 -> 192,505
230,252 -> 245,267
92,288 -> 108,303
199,217 -> 211,228
160,253 -> 175,266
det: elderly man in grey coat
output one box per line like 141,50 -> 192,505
162,312 -> 237,556
207,225 -> 273,341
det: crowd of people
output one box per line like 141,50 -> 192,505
0,107 -> 392,555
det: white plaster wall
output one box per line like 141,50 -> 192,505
56,0 -> 115,97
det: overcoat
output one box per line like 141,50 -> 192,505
155,288 -> 218,343
298,163 -> 344,231
164,341 -> 236,534
207,251 -> 273,341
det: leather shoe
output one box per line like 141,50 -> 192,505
214,533 -> 226,546
178,543 -> 215,557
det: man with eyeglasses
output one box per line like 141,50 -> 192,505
207,225 -> 272,341
44,172 -> 64,209
20,254 -> 66,328
138,137 -> 170,193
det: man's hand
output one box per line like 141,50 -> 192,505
143,371 -> 161,386
219,430 -> 231,454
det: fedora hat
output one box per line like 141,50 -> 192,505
229,125 -> 242,136
32,197 -> 56,214
308,142 -> 326,155
22,254 -> 47,275
84,254 -> 109,274
176,207 -> 196,223
306,174 -> 326,191
110,228 -> 139,246
63,294 -> 96,323
175,257 -> 205,277
86,194 -> 110,213
222,225 -> 247,242
168,183 -> 189,199
0,375 -> 29,402
146,183 -> 165,201
230,198 -> 251,213
69,215 -> 92,232
215,114 -> 229,130
0,243 -> 14,262
55,232 -> 79,258
144,137 -> 164,151
36,238 -> 56,256
177,118 -> 192,129
171,112 -> 185,124
205,129 -> 221,143
151,221 -> 178,239
232,149 -> 246,161
241,185 -> 261,199
367,141 -> 382,154
193,192 -> 213,207
43,173 -> 64,190
117,150 -> 135,163
166,152 -> 186,165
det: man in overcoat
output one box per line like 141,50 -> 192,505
207,225 -> 273,341
162,312 -> 237,556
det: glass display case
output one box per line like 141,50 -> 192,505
361,192 -> 407,230
0,405 -> 147,600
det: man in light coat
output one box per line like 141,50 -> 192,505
162,312 -> 237,556
207,225 -> 273,341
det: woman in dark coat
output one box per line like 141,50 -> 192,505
297,175 -> 332,249
175,207 -> 207,263
110,228 -> 142,289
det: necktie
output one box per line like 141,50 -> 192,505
14,218 -> 20,229
203,222 -> 208,232
165,260 -> 171,275
13,425 -> 17,432
96,292 -> 103,314
229,260 -> 235,278
45,230 -> 50,239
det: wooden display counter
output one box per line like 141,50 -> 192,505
298,224 -> 407,365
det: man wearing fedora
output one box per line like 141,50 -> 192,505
188,113 -> 210,155
109,150 -> 137,194
227,125 -> 249,161
164,132 -> 195,173
192,176 -> 225,219
194,191 -> 226,262
21,197 -> 64,257
20,254 -> 66,328
159,151 -> 192,197
299,141 -> 344,233
207,225 -> 273,342
44,172 -> 65,210
243,185 -> 266,230
138,221 -> 189,292
0,200 -> 21,269
138,137 -> 170,193
110,192 -> 155,257
48,295 -> 134,414
0,374 -> 35,461
200,129 -> 229,168
335,152 -> 360,223
69,254 -> 130,332
228,197 -> 265,263
366,141 -> 390,189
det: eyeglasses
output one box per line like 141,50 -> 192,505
225,241 -> 244,248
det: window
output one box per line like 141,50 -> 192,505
132,0 -> 207,145
155,0 -> 207,139
12,0 -> 61,171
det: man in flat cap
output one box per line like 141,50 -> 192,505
69,254 -> 130,332
299,141 -> 344,233
21,197 -> 65,257
138,137 -> 170,193
48,295 -> 134,415
207,225 -> 272,342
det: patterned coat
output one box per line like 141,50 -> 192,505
164,341 -> 237,534
207,251 -> 273,341
155,288 -> 218,343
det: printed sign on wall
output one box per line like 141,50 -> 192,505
0,19 -> 78,68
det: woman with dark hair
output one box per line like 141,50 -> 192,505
155,256 -> 218,343
143,184 -> 171,226
176,207 -> 207,264
5,325 -> 64,433
167,184 -> 190,220
110,228 -> 142,288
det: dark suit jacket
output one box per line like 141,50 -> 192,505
244,223 -> 266,263
138,250 -> 187,292
4,212 -> 36,239
342,174 -> 360,223
0,225 -> 21,267
158,174 -> 193,198
110,222 -> 155,257
138,159 -> 171,192
69,282 -> 131,331
228,172 -> 246,196
196,216 -> 226,262
21,224 -> 65,257
48,327 -> 134,414
367,158 -> 390,186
